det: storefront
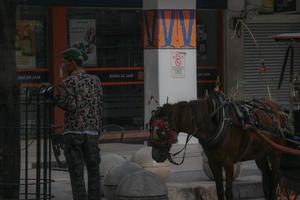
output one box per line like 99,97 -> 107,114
243,15 -> 300,105
16,0 -> 226,131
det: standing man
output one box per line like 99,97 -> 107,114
52,48 -> 103,200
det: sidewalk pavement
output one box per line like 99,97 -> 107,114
21,138 -> 265,200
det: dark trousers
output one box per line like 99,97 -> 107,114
63,133 -> 101,200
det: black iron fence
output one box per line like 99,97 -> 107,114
0,87 -> 55,200
19,87 -> 54,200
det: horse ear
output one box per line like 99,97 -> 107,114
205,90 -> 209,98
214,76 -> 220,92
166,97 -> 169,104
148,95 -> 160,106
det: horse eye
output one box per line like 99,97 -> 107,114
160,131 -> 167,136
152,132 -> 160,140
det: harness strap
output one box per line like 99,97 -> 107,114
204,94 -> 230,147
238,131 -> 254,161
209,100 -> 227,118
232,102 -> 246,126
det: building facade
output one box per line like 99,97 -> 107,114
17,0 -> 300,131
225,0 -> 300,107
16,0 -> 227,131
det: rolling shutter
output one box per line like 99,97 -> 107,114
243,22 -> 300,106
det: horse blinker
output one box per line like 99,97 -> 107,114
150,119 -> 177,146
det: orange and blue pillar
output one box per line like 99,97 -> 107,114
143,0 -> 197,124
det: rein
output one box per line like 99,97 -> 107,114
256,130 -> 300,155
167,130 -> 197,165
167,103 -> 198,165
167,93 -> 229,164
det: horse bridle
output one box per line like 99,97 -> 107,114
149,116 -> 177,148
149,107 -> 197,165
149,92 -> 230,164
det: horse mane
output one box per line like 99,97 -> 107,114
161,97 -> 216,135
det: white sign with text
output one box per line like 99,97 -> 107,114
171,51 -> 186,78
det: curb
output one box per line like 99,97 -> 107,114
167,179 -> 263,200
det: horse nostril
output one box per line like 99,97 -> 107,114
151,147 -> 167,162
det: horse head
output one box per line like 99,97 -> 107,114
149,104 -> 178,162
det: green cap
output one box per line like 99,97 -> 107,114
61,48 -> 88,61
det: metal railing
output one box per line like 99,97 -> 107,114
0,87 -> 55,200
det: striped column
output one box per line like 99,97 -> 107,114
143,0 -> 197,124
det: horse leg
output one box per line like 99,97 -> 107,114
208,159 -> 224,200
268,153 -> 281,199
255,157 -> 276,200
224,164 -> 234,200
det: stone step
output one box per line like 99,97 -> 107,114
167,176 -> 263,200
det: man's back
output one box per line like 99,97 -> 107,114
62,72 -> 103,134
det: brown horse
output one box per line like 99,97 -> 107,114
149,91 -> 290,200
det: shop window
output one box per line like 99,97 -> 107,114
68,8 -> 143,68
16,6 -> 49,131
196,10 -> 223,97
68,8 -> 144,130
16,5 -> 48,69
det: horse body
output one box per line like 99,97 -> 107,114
150,92 -> 289,200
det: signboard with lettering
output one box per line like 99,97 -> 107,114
86,68 -> 144,86
17,70 -> 48,83
197,68 -> 217,80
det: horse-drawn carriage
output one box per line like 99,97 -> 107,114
274,33 -> 300,200
149,33 -> 300,200
279,144 -> 300,199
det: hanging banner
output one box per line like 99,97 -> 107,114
16,20 -> 38,68
69,19 -> 97,67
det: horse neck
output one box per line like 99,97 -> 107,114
186,97 -> 224,143
169,101 -> 195,134
167,98 -> 217,139
194,98 -> 220,141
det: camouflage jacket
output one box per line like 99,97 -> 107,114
56,72 -> 103,135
